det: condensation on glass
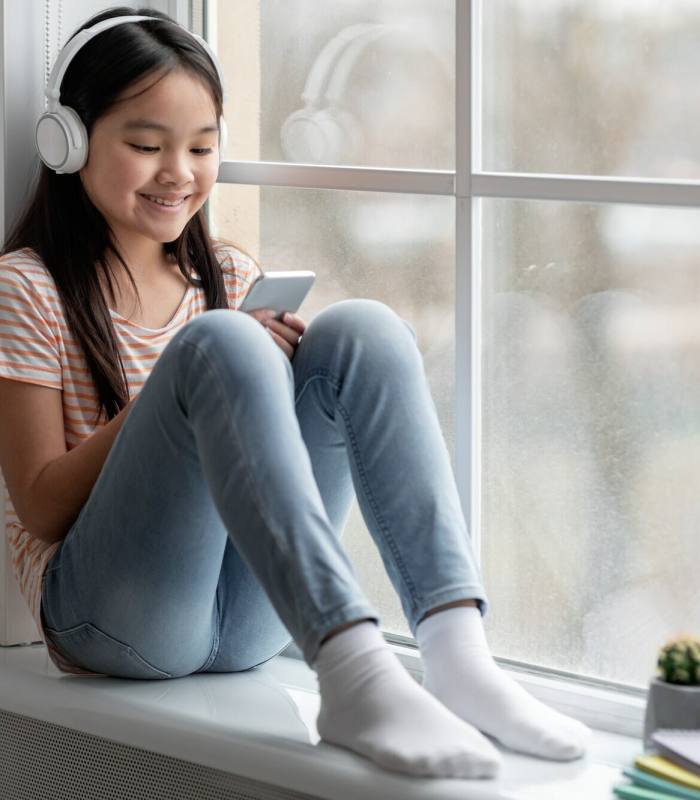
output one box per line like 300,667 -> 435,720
211,0 -> 700,690
481,198 -> 700,687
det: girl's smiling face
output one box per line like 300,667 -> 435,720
79,68 -> 221,271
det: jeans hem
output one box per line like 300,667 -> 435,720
301,602 -> 380,667
409,584 -> 489,634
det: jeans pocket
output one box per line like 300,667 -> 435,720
44,622 -> 173,680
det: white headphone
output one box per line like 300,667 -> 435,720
35,14 -> 228,174
280,22 -> 448,165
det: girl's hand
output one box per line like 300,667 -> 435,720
245,308 -> 307,360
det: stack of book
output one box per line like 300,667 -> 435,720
614,729 -> 700,800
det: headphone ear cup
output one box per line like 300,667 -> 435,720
281,106 -> 358,164
37,106 -> 228,169
35,104 -> 88,174
323,107 -> 362,162
218,117 -> 228,164
281,108 -> 325,163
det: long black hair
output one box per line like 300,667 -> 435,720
1,5 -> 257,424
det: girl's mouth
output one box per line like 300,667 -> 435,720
139,193 -> 190,213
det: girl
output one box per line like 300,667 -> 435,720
0,6 -> 591,781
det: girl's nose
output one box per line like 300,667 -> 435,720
156,152 -> 196,183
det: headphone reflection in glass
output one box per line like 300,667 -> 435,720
280,22 -> 442,165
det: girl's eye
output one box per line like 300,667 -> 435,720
130,145 -> 213,155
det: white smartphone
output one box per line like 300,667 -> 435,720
238,270 -> 316,318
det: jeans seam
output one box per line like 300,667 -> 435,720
45,619 -> 174,679
178,336 -> 326,623
336,399 -> 421,615
296,366 -> 421,618
178,337 -> 295,562
246,636 -> 294,671
294,367 -> 337,406
197,586 -> 221,673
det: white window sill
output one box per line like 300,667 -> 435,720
382,636 -> 646,740
0,641 -> 644,800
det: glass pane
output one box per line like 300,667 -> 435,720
482,0 -> 700,178
481,198 -> 700,687
210,184 -> 455,636
215,0 -> 454,169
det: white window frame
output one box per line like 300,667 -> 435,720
0,0 -> 658,736
206,0 -> 694,738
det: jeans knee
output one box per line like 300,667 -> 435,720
173,309 -> 292,390
180,309 -> 283,362
177,308 -> 263,348
310,298 -> 417,345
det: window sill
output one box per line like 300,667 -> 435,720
0,642 -> 643,799
383,637 -> 646,740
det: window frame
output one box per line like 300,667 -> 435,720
0,0 -> 661,737
207,0 -> 700,736
0,0 -> 656,737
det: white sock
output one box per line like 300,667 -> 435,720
313,620 -> 502,779
416,606 -> 593,761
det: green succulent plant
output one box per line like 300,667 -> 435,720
657,635 -> 700,685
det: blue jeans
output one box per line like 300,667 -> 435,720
41,299 -> 488,679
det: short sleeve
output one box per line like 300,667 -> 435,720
213,242 -> 263,310
0,260 -> 62,390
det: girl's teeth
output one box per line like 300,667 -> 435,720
144,194 -> 184,206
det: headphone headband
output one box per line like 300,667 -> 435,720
36,13 -> 228,173
44,15 -> 226,109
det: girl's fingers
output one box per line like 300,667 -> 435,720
244,308 -> 274,324
279,312 -> 306,335
266,317 -> 303,348
245,308 -> 306,335
243,308 -> 304,360
267,328 -> 294,360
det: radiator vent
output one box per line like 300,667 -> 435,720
0,707 -> 323,800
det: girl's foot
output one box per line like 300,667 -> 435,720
416,605 -> 593,760
313,620 -> 502,779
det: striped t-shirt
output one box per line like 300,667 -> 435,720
0,242 -> 261,676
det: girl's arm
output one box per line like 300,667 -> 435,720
8,397 -> 136,543
27,397 -> 137,544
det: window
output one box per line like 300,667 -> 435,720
207,0 -> 700,698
